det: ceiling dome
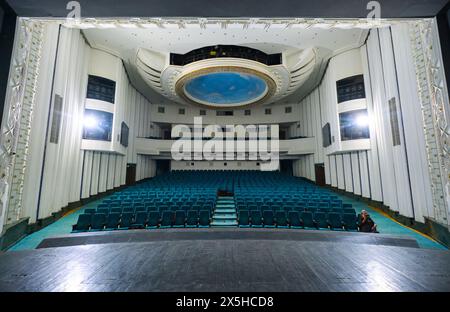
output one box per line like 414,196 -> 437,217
135,46 -> 317,107
183,71 -> 269,107
175,66 -> 276,108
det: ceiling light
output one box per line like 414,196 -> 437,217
355,114 -> 370,127
83,115 -> 98,129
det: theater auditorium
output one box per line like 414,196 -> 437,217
0,0 -> 449,292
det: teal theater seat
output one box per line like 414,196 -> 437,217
275,211 -> 288,228
161,211 -> 174,228
263,210 -> 275,227
119,212 -> 134,229
313,212 -> 328,229
147,211 -> 160,228
250,211 -> 262,228
300,211 -> 314,228
91,213 -> 106,231
342,213 -> 358,231
238,210 -> 250,227
328,212 -> 343,230
72,214 -> 91,232
186,211 -> 198,227
288,211 -> 301,228
105,213 -> 120,230
174,211 -> 186,228
198,210 -> 210,227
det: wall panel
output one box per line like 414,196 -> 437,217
16,26 -> 156,223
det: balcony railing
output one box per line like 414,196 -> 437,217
134,137 -> 316,157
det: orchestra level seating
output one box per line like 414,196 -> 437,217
72,171 -> 360,232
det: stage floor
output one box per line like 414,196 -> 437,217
36,228 -> 420,249
0,229 -> 449,292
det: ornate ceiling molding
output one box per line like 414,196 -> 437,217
21,16 -> 418,30
137,48 -> 316,107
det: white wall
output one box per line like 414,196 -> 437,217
390,23 -> 434,222
292,26 -> 435,223
148,102 -> 301,127
19,26 -> 156,223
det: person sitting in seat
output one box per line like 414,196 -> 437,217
358,210 -> 378,233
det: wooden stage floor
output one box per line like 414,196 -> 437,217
0,229 -> 449,292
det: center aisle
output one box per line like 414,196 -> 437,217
211,196 -> 238,227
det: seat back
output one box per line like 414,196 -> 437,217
175,210 -> 186,226
147,211 -> 160,227
84,208 -> 96,214
342,213 -> 358,230
75,214 -> 91,231
250,211 -> 262,226
263,210 -> 274,226
343,208 -> 356,215
135,206 -> 146,213
161,211 -> 174,226
198,210 -> 210,226
120,212 -> 134,228
328,212 -> 342,229
276,211 -> 287,226
96,208 -> 109,215
91,213 -> 106,230
288,211 -> 301,227
105,213 -> 120,229
122,207 -> 134,214
110,207 -> 122,214
238,210 -> 249,226
134,212 -> 148,226
314,212 -> 328,228
301,211 -> 314,227
186,210 -> 198,226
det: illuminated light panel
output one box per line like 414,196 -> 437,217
355,114 -> 370,127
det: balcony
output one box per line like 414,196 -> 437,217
134,137 -> 316,159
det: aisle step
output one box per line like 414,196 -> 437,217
213,214 -> 237,220
214,209 -> 236,213
212,195 -> 238,227
211,220 -> 238,226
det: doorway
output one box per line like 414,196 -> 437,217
280,160 -> 293,175
315,163 -> 326,186
156,160 -> 171,176
126,163 -> 136,186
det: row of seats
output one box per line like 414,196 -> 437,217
238,210 -> 359,231
236,201 -> 348,208
236,206 -> 357,215
99,199 -> 216,207
87,204 -> 214,215
73,210 -> 211,232
106,194 -> 216,199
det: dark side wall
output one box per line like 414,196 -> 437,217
0,0 -> 16,126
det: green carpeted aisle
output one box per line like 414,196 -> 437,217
7,198 -> 103,251
332,193 -> 447,250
